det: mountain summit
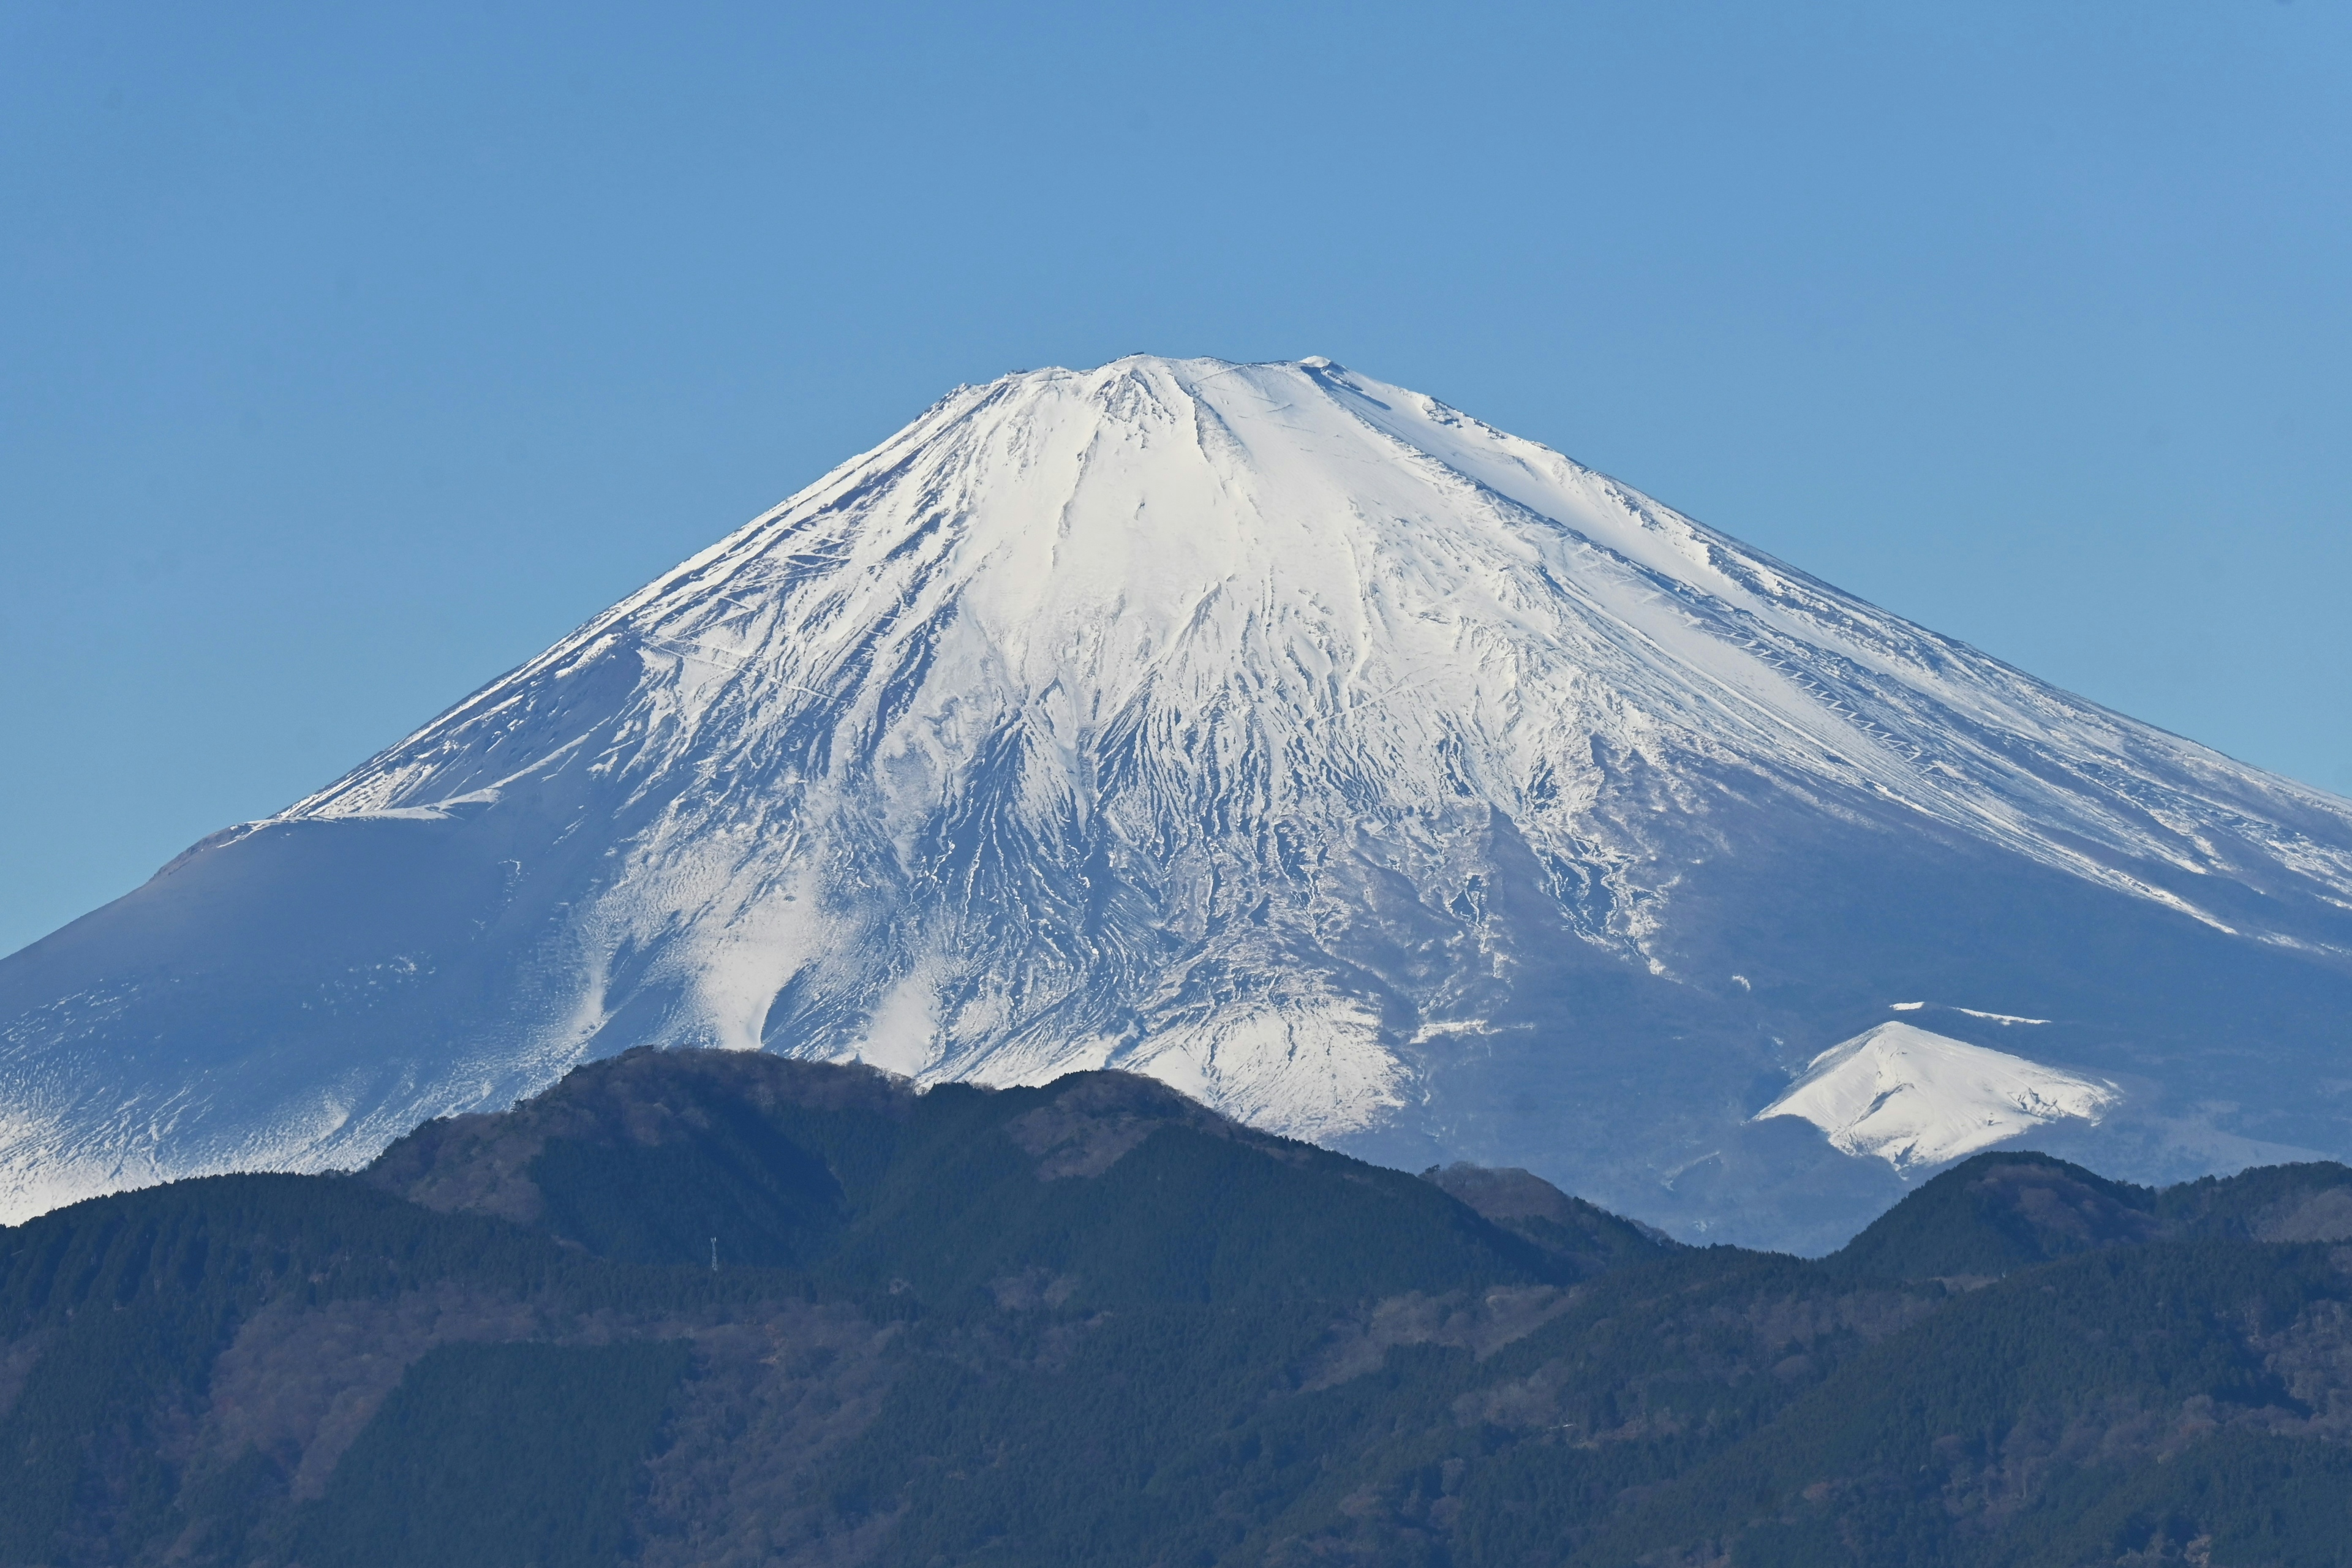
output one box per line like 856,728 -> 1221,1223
7,356 -> 2352,1246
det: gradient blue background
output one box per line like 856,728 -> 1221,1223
4,1 -> 2348,958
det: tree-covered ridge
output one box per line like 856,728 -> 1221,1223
1828,1148 -> 2352,1281
0,1051 -> 2345,1566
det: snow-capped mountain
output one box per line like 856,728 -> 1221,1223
7,355 -> 2352,1249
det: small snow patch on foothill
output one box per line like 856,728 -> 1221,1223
1755,1022 -> 2117,1171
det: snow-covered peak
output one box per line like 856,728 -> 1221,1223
263,353 -> 2352,1138
8,354 -> 2352,1249
305,358 -> 2352,924
1755,1022 -> 2120,1170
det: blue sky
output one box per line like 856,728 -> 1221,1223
3,1 -> 2348,957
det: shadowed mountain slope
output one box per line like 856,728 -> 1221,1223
365,1048 -> 1589,1300
1,1051 -> 2350,1567
1827,1149 -> 2352,1281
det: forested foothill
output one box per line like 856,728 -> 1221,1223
2,1048 -> 2347,1567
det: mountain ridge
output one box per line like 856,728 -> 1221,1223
4,1049 -> 2350,1567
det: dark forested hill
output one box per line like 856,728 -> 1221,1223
0,1050 -> 2346,1567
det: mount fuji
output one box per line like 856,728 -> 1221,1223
7,355 -> 2351,1249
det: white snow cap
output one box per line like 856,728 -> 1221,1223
282,353 -> 2346,1145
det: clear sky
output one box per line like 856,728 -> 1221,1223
4,1 -> 2348,959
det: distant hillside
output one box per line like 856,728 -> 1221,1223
1828,1147 -> 2352,1281
1,1049 -> 2346,1567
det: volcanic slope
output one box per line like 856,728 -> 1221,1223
6,355 -> 2352,1248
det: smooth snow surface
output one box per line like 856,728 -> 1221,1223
1755,1022 -> 2118,1170
7,355 -> 2352,1248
